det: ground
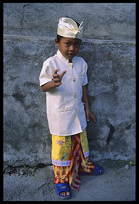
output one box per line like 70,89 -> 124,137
3,160 -> 136,201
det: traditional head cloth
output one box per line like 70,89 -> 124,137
57,17 -> 83,39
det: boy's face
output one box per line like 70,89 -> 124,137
55,37 -> 81,60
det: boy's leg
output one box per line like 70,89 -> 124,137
80,129 -> 104,175
53,165 -> 70,196
80,129 -> 95,173
53,165 -> 70,184
51,135 -> 71,197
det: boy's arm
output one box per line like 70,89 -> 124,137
82,85 -> 96,122
40,80 -> 57,92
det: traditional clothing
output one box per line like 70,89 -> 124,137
39,49 -> 88,136
52,129 -> 89,166
52,129 -> 94,191
57,17 -> 83,39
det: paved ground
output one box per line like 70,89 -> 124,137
3,160 -> 136,201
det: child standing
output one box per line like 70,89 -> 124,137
39,17 -> 104,199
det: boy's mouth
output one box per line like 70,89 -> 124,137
68,52 -> 75,56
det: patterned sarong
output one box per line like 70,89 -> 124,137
52,129 -> 94,190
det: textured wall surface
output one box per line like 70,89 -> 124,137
4,3 -> 136,167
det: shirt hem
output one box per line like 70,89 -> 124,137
50,126 -> 87,136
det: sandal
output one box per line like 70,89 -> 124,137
55,183 -> 71,199
80,165 -> 104,175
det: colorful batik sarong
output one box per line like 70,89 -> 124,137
52,129 -> 94,190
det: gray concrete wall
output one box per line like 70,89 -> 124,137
4,3 -> 136,167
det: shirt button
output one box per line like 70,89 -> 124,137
73,78 -> 76,82
74,95 -> 77,98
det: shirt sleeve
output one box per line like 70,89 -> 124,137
39,58 -> 55,87
82,62 -> 88,86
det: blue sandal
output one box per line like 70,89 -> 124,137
55,183 -> 71,199
80,165 -> 104,175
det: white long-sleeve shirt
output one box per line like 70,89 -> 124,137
39,50 -> 88,136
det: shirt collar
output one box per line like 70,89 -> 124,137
56,49 -> 75,64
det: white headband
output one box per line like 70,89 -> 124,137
57,17 -> 83,39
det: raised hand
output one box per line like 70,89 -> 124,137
53,69 -> 67,87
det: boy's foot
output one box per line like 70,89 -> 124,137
80,165 -> 104,175
55,183 -> 71,199
60,191 -> 70,197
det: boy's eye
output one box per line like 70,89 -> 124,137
65,42 -> 71,46
65,41 -> 80,47
74,43 -> 80,47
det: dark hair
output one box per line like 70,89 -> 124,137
74,20 -> 80,27
56,34 -> 64,42
56,18 -> 80,42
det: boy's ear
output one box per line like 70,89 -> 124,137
55,38 -> 59,46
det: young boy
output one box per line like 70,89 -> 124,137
39,17 -> 104,199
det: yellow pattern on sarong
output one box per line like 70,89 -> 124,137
52,129 -> 89,166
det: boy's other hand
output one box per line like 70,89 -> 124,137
85,108 -> 96,123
